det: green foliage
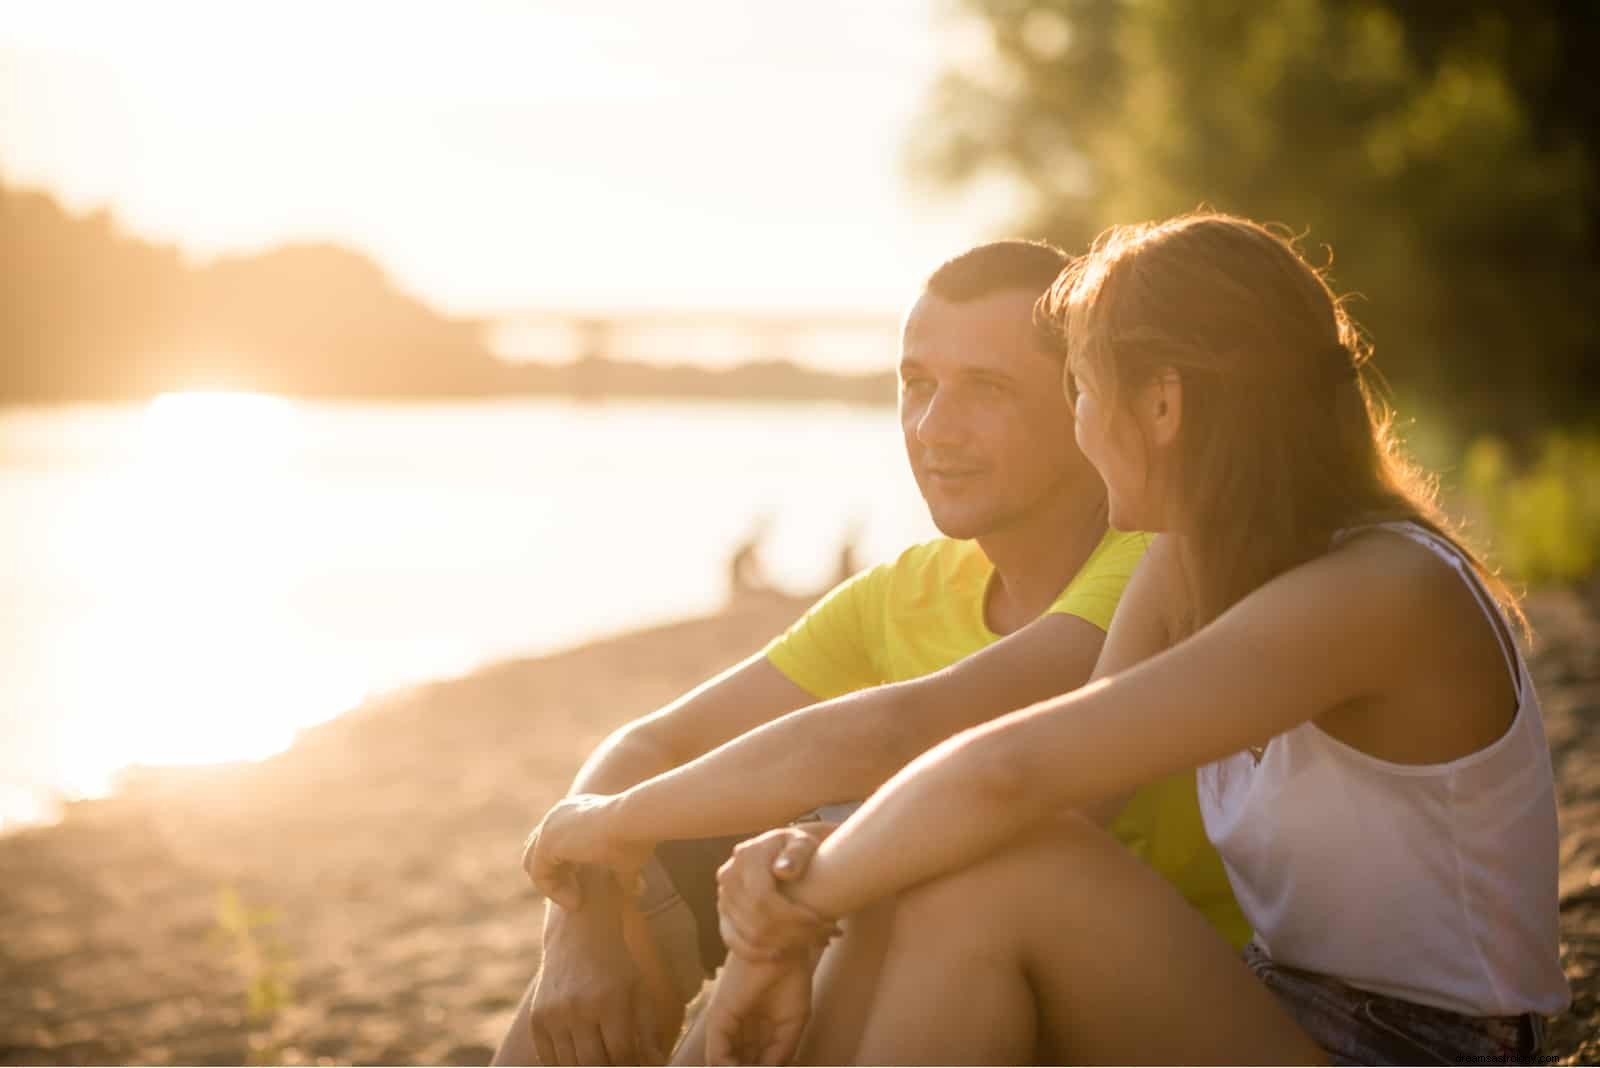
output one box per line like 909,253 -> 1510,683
211,886 -> 295,1026
910,0 -> 1598,434
1461,431 -> 1600,584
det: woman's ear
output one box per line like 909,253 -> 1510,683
1138,368 -> 1183,449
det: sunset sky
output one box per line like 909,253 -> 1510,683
1,1 -> 1012,323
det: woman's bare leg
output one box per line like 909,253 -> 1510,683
843,815 -> 1323,1065
795,898 -> 899,1064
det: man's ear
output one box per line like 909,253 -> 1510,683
1140,368 -> 1183,449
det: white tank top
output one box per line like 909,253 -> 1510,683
1197,521 -> 1570,1016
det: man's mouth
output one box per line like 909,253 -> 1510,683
926,465 -> 985,481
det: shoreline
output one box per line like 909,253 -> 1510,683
1,587 -> 1596,1064
0,591 -> 811,1066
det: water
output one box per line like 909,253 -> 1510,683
0,395 -> 937,829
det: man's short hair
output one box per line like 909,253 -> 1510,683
924,239 -> 1072,303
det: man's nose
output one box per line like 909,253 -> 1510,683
915,388 -> 967,447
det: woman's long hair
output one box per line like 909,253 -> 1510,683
1036,212 -> 1521,637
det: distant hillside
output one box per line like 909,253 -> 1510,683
0,181 -> 894,406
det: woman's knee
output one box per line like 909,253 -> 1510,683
887,815 -> 1111,948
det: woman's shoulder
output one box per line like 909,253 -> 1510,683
1309,524 -> 1524,761
1132,532 -> 1183,584
1304,523 -> 1514,677
1146,525 -> 1500,664
1118,533 -> 1189,642
1325,524 -> 1488,616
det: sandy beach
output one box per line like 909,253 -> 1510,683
1,586 -> 1596,1065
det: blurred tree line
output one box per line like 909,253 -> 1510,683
0,182 -> 507,400
0,181 -> 895,405
910,0 -> 1598,437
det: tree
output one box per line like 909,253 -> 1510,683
909,0 -> 1599,433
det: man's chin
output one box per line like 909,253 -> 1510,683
926,507 -> 993,542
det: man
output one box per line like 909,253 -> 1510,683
494,241 -> 1245,1066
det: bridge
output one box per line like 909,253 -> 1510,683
480,307 -> 904,371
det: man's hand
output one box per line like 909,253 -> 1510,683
705,952 -> 815,1067
716,827 -> 837,963
523,794 -> 653,910
529,873 -> 666,1066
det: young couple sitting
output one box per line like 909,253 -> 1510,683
497,215 -> 1568,1066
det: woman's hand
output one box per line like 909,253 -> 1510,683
522,793 -> 652,910
716,826 -> 838,962
705,951 -> 816,1066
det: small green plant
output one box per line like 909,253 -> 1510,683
211,885 -> 296,1025
1460,430 -> 1600,585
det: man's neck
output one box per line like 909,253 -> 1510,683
978,484 -> 1110,636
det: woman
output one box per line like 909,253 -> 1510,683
705,212 -> 1569,1065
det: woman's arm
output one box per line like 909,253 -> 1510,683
523,610 -> 1106,903
1070,534 -> 1180,824
785,540 -> 1413,920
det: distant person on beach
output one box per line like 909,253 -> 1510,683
830,520 -> 863,590
725,517 -> 771,600
495,240 -> 1247,1066
700,214 -> 1571,1064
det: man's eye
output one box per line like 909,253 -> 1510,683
901,377 -> 932,393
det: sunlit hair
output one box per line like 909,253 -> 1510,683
1034,212 -> 1522,636
926,239 -> 1071,303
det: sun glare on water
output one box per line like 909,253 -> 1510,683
55,391 -> 370,799
141,389 -> 300,457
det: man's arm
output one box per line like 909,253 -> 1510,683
605,609 -> 1108,844
571,538 -> 1175,857
566,653 -> 818,797
532,652 -> 814,960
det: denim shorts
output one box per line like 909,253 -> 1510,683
1243,942 -> 1547,1065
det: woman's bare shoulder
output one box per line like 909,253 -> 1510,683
1313,527 -> 1519,758
1305,525 -> 1510,675
1107,533 -> 1189,653
1136,533 -> 1186,605
1326,526 -> 1486,615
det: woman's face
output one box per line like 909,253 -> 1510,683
1067,358 -> 1169,532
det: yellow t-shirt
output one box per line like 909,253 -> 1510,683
764,531 -> 1250,948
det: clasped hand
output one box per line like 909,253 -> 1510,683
706,826 -> 840,1066
522,793 -> 652,910
715,825 -> 840,961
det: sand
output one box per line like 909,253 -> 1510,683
1,586 -> 1596,1065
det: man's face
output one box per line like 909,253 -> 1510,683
899,289 -> 1089,541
